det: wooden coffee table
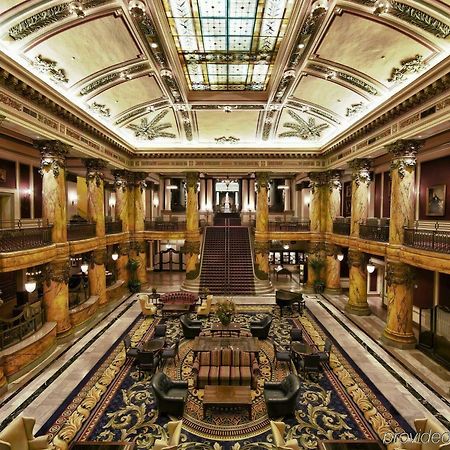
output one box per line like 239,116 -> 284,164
211,322 -> 241,331
203,385 -> 252,419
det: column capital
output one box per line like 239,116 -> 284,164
326,169 -> 344,192
182,241 -> 201,255
347,249 -> 367,268
43,260 -> 70,286
254,241 -> 270,253
91,248 -> 107,266
308,171 -> 328,192
84,158 -> 107,187
184,171 -> 199,191
130,240 -> 146,255
349,158 -> 372,186
387,139 -> 423,179
119,243 -> 130,255
112,169 -> 132,191
386,261 -> 415,287
307,241 -> 324,255
131,172 -> 148,192
324,243 -> 340,257
34,139 -> 71,178
255,172 -> 271,191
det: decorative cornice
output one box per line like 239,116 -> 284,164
180,110 -> 193,141
255,172 -> 271,191
349,158 -> 372,186
134,152 -> 321,160
386,261 -> 415,287
215,136 -> 240,144
84,158 -> 107,187
34,139 -> 71,177
387,139 -> 423,179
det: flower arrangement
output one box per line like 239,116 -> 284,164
216,298 -> 236,326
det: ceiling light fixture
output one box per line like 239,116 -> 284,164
283,244 -> 290,250
150,42 -> 158,49
81,261 -> 89,274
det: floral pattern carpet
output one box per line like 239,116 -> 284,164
40,304 -> 412,450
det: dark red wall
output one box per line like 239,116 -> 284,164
19,163 -> 31,219
382,172 -> 391,217
413,268 -> 434,308
343,181 -> 352,217
374,173 -> 382,218
439,273 -> 450,307
419,156 -> 450,220
0,158 -> 16,189
33,166 -> 42,218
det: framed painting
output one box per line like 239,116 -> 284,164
426,184 -> 446,216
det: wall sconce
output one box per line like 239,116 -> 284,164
109,194 -> 116,208
24,188 -> 33,196
367,260 -> 376,274
111,251 -> 119,261
68,191 -> 78,205
153,196 -> 159,207
166,184 -> 178,190
337,253 -> 344,262
283,243 -> 290,250
81,261 -> 89,274
304,195 -> 311,207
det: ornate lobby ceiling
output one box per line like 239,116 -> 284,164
0,0 -> 448,153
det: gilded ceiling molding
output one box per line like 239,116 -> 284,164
89,102 -> 110,118
114,100 -> 169,126
278,109 -> 329,140
8,0 -> 112,40
215,136 -> 240,144
79,64 -> 148,96
262,110 -> 276,141
191,105 -> 265,111
346,102 -> 366,117
127,109 -> 175,140
180,110 -> 193,141
31,55 -> 68,84
388,55 -> 426,83
134,152 -> 320,160
288,100 -> 341,125
308,64 -> 379,96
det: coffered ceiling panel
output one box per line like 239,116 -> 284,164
196,110 -> 260,142
90,75 -> 163,119
0,1 -> 21,15
316,12 -> 435,86
293,75 -> 366,119
24,15 -> 141,87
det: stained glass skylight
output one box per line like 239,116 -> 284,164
163,0 -> 294,91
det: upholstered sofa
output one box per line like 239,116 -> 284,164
192,348 -> 259,389
199,329 -> 252,338
0,416 -> 51,450
160,291 -> 198,305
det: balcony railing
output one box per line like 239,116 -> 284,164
67,222 -> 96,241
0,303 -> 45,350
404,227 -> 450,254
268,220 -> 310,232
333,219 -> 351,236
359,223 -> 390,242
0,219 -> 52,252
145,220 -> 187,231
105,220 -> 122,235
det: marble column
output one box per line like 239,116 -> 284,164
346,249 -> 370,316
117,243 -> 129,283
112,170 -> 131,233
349,159 -> 372,237
308,172 -> 328,233
306,242 -> 325,288
130,241 -> 147,284
255,172 -> 270,278
382,261 -> 416,348
43,259 -> 71,335
184,172 -> 200,277
387,140 -> 423,245
88,249 -> 107,306
34,140 -> 71,243
325,243 -> 342,293
132,172 -> 147,233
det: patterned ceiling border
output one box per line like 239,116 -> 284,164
8,0 -> 113,41
287,100 -> 342,124
114,100 -> 169,126
132,152 -> 320,159
191,105 -> 265,110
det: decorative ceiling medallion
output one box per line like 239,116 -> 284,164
127,109 -> 176,140
288,101 -> 341,124
31,55 -> 68,84
278,109 -> 329,140
163,0 -> 295,91
388,55 -> 426,83
79,64 -> 148,96
215,136 -> 240,144
89,102 -> 110,117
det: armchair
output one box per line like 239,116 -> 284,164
152,372 -> 188,416
0,416 -> 51,450
139,294 -> 157,316
197,294 -> 213,317
264,374 -> 300,418
153,420 -> 183,450
250,315 -> 273,339
317,338 -> 332,364
270,421 -> 300,450
180,314 -> 202,339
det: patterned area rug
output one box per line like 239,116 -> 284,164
40,303 -> 412,450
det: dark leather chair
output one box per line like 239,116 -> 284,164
298,354 -> 322,380
317,338 -> 332,364
250,315 -> 273,339
136,350 -> 160,378
152,372 -> 188,416
180,314 -> 202,339
273,342 -> 291,368
264,374 -> 301,418
161,340 -> 179,366
290,328 -> 303,343
154,324 -> 167,339
123,335 -> 139,360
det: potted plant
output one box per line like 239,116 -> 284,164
126,258 -> 141,293
216,298 -> 236,326
309,257 -> 326,294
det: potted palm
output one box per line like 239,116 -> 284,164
216,298 -> 236,326
309,257 -> 326,294
126,258 -> 141,293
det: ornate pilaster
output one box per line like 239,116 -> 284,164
112,170 -> 132,233
308,172 -> 328,233
387,139 -> 423,245
349,158 -> 372,237
382,262 -> 416,348
84,158 -> 107,238
34,140 -> 71,243
87,249 -> 107,306
345,249 -> 371,316
324,243 -> 342,293
42,259 -> 71,334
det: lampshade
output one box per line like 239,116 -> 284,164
337,253 -> 344,261
81,262 -> 89,274
283,244 -> 289,250
25,280 -> 37,293
367,261 -> 376,273
112,252 -> 119,261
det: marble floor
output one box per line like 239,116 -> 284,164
0,271 -> 449,438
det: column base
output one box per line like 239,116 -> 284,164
325,287 -> 342,295
381,329 -> 416,349
345,303 -> 371,316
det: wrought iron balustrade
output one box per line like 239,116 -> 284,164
105,220 -> 122,234
0,304 -> 45,350
404,227 -> 450,254
359,224 -> 390,242
144,220 -> 187,231
333,221 -> 350,235
67,222 -> 96,241
0,219 -> 52,252
268,220 -> 310,232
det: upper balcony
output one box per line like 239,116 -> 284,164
359,218 -> 390,243
0,220 -> 53,252
67,221 -> 96,241
404,222 -> 450,254
268,219 -> 310,232
105,220 -> 122,235
145,219 -> 187,231
333,217 -> 350,236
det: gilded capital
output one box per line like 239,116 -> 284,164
347,249 -> 367,268
185,171 -> 199,191
119,243 -> 130,256
325,243 -> 340,257
386,261 -> 415,287
34,139 -> 71,178
307,241 -> 324,255
349,158 -> 372,186
327,170 -> 343,192
308,171 -> 328,193
255,172 -> 271,192
92,248 -> 107,266
387,139 -> 423,179
130,240 -> 146,255
112,169 -> 132,192
131,172 -> 148,192
84,159 -> 107,187
43,260 -> 70,286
